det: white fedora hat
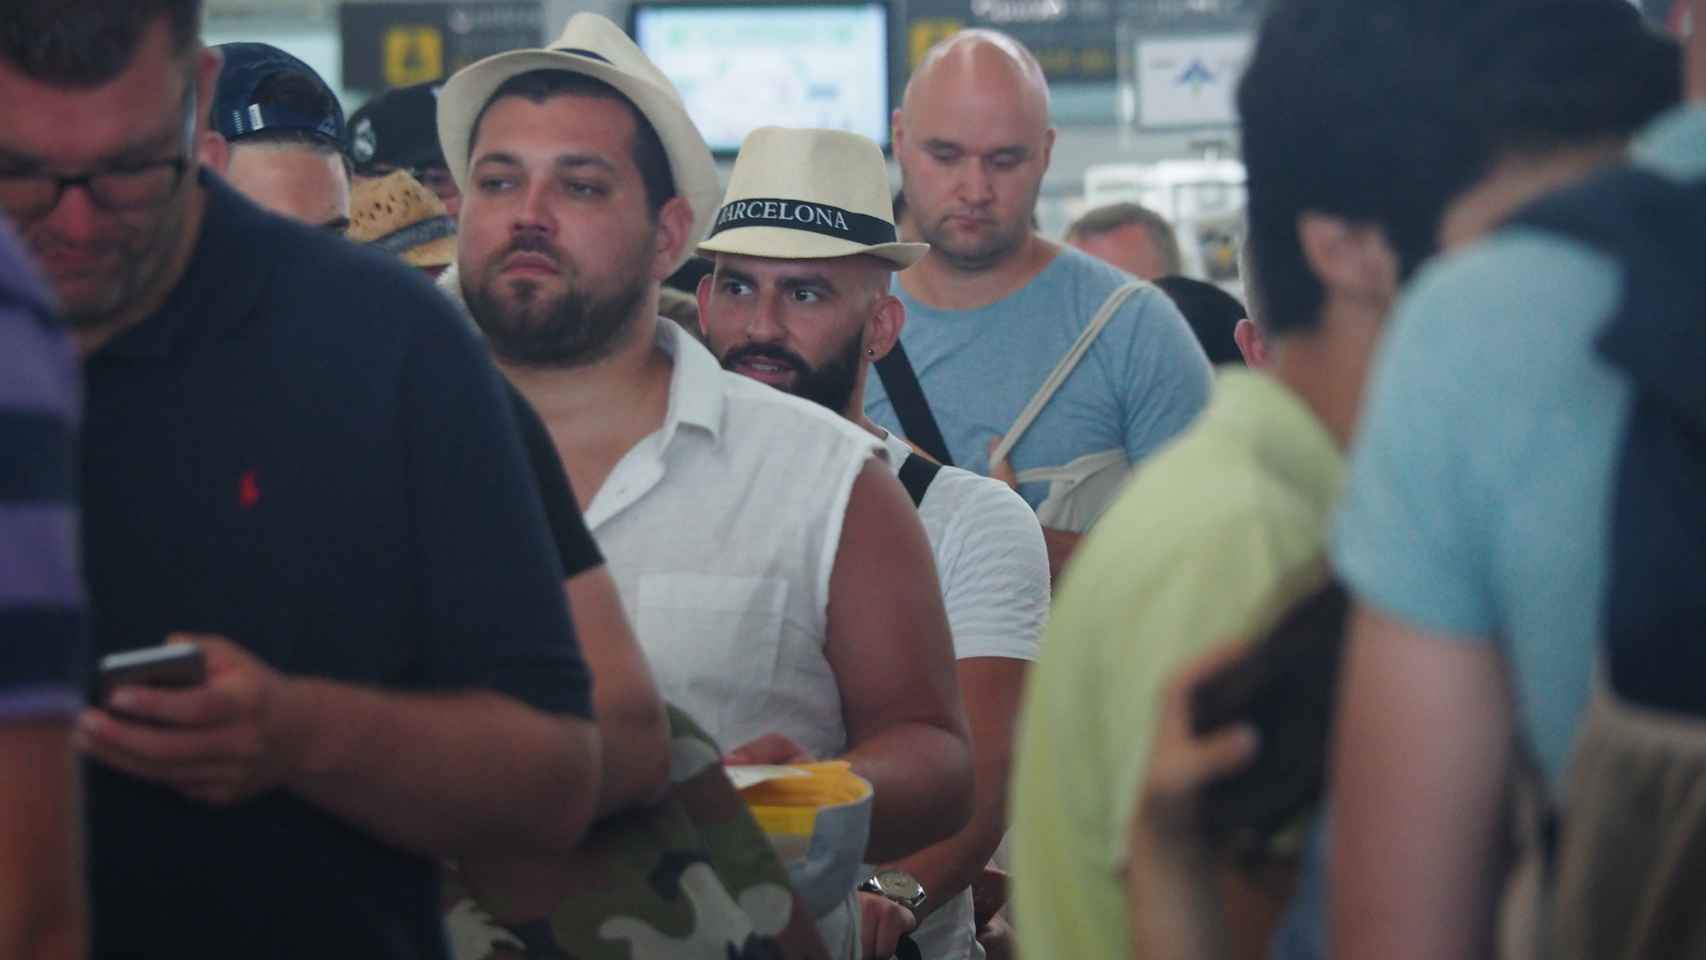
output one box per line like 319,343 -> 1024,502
698,127 -> 928,270
436,13 -> 721,273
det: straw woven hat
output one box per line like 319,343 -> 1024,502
347,170 -> 457,269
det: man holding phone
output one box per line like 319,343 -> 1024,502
0,2 -> 602,958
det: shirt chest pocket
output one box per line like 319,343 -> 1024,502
634,573 -> 790,745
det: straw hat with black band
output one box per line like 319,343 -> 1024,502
436,13 -> 721,274
347,170 -> 457,269
698,127 -> 927,270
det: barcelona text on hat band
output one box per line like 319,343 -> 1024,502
708,198 -> 897,246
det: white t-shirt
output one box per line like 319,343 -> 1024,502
883,431 -> 1051,662
881,432 -> 1050,960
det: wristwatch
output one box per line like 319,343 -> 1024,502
860,868 -> 927,911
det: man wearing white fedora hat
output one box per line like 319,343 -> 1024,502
698,126 -> 1050,960
438,14 -> 974,957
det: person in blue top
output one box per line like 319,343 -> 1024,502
0,217 -> 85,960
1330,3 -> 1701,958
869,28 -> 1212,580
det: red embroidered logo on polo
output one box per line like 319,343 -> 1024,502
238,469 -> 262,510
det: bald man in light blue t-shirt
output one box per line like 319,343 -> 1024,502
871,29 -> 1212,581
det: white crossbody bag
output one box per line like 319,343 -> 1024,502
988,282 -> 1145,533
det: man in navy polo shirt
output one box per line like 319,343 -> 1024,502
0,2 -> 602,958
203,35 -> 672,828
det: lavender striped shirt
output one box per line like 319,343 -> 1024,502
0,218 -> 85,719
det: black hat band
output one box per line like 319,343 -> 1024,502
371,216 -> 456,255
708,198 -> 896,246
554,47 -> 613,63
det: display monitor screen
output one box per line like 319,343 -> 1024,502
631,2 -> 892,155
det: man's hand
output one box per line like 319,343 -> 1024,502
725,732 -> 814,766
1133,642 -> 1260,854
976,913 -> 1017,960
1122,643 -> 1261,960
857,892 -> 916,959
77,635 -> 307,807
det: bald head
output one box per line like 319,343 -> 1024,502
902,29 -> 1050,129
893,30 -> 1055,274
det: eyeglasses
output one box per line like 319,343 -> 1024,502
0,156 -> 194,222
0,89 -> 197,222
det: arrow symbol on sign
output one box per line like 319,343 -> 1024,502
1177,59 -> 1215,93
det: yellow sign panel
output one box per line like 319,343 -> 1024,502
383,25 -> 444,88
908,19 -> 964,69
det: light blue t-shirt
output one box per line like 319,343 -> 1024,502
864,246 -> 1212,509
1281,108 -> 1706,960
1333,105 -> 1706,788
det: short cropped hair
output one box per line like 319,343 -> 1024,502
1154,276 -> 1248,366
470,70 -> 675,217
1458,0 -> 1680,161
1238,0 -> 1492,337
1240,0 -> 1680,339
1065,203 -> 1184,277
0,0 -> 202,87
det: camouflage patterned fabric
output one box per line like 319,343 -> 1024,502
445,705 -> 825,960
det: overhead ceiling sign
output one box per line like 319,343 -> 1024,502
1134,33 -> 1251,129
903,0 -> 1259,86
903,0 -> 1120,83
340,1 -> 543,92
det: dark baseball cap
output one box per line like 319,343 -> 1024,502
347,81 -> 448,175
212,42 -> 345,147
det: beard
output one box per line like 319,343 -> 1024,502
720,329 -> 865,415
464,233 -> 648,368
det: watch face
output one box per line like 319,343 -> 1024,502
875,869 -> 924,902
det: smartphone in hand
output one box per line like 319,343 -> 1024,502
97,644 -> 207,708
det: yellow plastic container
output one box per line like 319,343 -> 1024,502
735,761 -> 874,919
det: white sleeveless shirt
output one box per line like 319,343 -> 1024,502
587,321 -> 884,761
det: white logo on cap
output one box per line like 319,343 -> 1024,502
352,117 -> 376,163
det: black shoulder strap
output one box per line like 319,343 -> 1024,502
1508,167 -> 1706,428
1508,167 -> 1706,715
897,453 -> 943,509
874,342 -> 955,467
